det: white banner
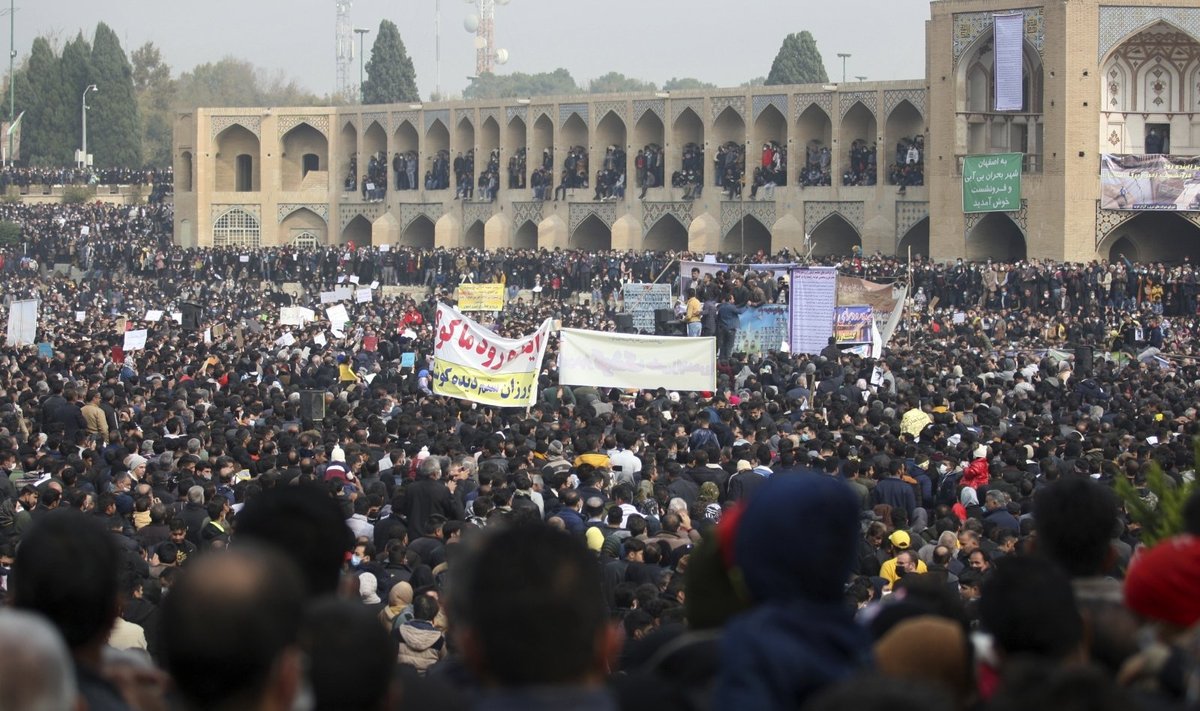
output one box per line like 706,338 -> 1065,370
993,13 -> 1024,112
123,329 -> 148,351
558,329 -> 716,392
433,302 -> 551,407
6,299 -> 37,346
789,267 -> 838,355
279,306 -> 316,326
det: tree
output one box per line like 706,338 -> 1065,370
587,72 -> 655,94
132,42 -> 175,167
662,77 -> 717,92
463,68 -> 580,99
89,23 -> 142,167
13,38 -> 71,164
766,31 -> 828,86
173,57 -> 322,109
361,19 -> 418,104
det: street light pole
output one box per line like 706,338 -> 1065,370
837,52 -> 851,84
5,0 -> 14,166
81,84 -> 96,169
354,28 -> 370,103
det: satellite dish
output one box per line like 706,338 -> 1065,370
496,48 -> 509,64
464,13 -> 479,32
473,36 -> 487,49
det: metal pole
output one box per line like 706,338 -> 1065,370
81,84 -> 96,169
837,53 -> 850,84
435,0 -> 441,98
7,0 -> 13,167
354,28 -> 369,103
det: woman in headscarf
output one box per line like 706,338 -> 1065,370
378,580 -> 414,632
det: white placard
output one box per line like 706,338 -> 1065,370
6,299 -> 38,346
326,304 -> 350,330
370,281 -> 380,290
145,310 -> 164,322
275,332 -> 296,347
239,255 -> 249,263
355,288 -> 372,304
350,275 -> 361,284
75,311 -> 86,323
379,244 -> 391,252
313,332 -> 328,346
320,291 -> 339,304
123,329 -> 148,351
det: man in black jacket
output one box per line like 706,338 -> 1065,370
399,457 -> 462,538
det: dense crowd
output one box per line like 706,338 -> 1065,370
891,135 -> 925,189
844,139 -> 878,186
506,148 -> 527,190
0,166 -> 173,190
715,142 -> 746,197
424,149 -> 451,191
800,141 -> 834,187
393,151 -> 420,191
3,199 -> 1200,710
593,144 -> 627,201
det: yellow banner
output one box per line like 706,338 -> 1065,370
456,283 -> 505,311
432,358 -> 538,407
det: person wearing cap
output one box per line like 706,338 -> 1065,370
879,531 -> 928,589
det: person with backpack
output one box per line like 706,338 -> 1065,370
395,594 -> 445,674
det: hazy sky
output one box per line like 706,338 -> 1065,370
20,0 -> 931,99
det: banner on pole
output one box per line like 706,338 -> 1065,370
834,305 -> 874,343
993,12 -> 1024,111
734,305 -> 790,354
788,267 -> 838,355
558,329 -> 716,392
432,302 -> 550,407
836,276 -> 907,347
1100,154 -> 1200,210
455,283 -> 505,311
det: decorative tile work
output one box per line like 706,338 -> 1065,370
339,203 -> 385,231
277,115 -> 330,139
480,107 -> 500,126
895,201 -> 929,246
211,204 -> 261,222
593,100 -> 627,125
964,199 -> 1028,241
633,99 -> 665,124
511,201 -> 544,227
1099,6 -> 1200,61
671,98 -> 705,124
277,203 -> 330,223
568,201 -> 617,233
505,106 -> 527,125
211,115 -> 261,140
530,106 -> 554,126
642,201 -> 694,236
710,96 -> 747,122
456,109 -> 475,127
884,89 -> 927,118
953,7 -> 1045,66
805,201 -> 864,234
400,203 -> 444,231
393,111 -> 420,131
795,93 -> 834,121
425,109 -> 450,132
362,111 -> 389,132
752,94 -> 788,121
721,200 -> 776,236
560,103 -> 589,127
840,91 -> 878,119
462,201 -> 495,230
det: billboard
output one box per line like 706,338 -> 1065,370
1100,154 -> 1200,210
962,153 -> 1022,213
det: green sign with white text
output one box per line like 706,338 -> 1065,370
962,153 -> 1022,213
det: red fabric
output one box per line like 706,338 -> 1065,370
951,502 -> 967,521
1125,535 -> 1200,628
962,458 -> 990,489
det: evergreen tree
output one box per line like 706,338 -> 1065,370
13,38 -> 71,164
59,33 -> 93,161
463,68 -> 580,99
587,72 -> 655,94
766,31 -> 829,86
361,20 -> 419,104
88,23 -> 142,167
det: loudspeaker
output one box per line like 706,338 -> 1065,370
614,313 -> 635,333
1075,345 -> 1093,376
180,303 -> 203,331
299,390 -> 326,421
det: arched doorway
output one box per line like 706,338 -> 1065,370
1102,22 -> 1200,153
514,220 -> 538,250
393,120 -> 419,191
530,113 -> 554,181
426,119 -> 450,190
464,220 -> 485,250
720,216 -> 770,254
966,213 -> 1026,261
841,102 -> 878,185
178,151 -> 193,192
1098,212 -> 1200,262
712,106 -> 746,187
280,122 -> 328,190
402,215 -> 435,248
338,121 -> 357,192
481,116 -> 500,165
897,217 -> 930,260
572,214 -> 611,251
673,107 -> 704,185
809,213 -> 862,257
214,124 -> 259,192
341,215 -> 372,245
596,111 -> 627,178
644,215 -> 689,252
212,208 -> 260,248
363,120 -> 387,167
885,100 -> 924,186
796,103 -> 833,185
280,207 -> 327,247
753,104 -> 787,186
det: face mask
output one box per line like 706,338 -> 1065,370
939,464 -> 950,474
350,554 -> 363,567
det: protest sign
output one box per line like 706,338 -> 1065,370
6,299 -> 38,346
455,283 -> 505,311
620,283 -> 673,333
123,329 -> 148,351
734,305 -> 790,354
355,288 -> 373,304
558,329 -> 716,392
432,302 -> 550,407
834,305 -> 874,343
788,267 -> 838,355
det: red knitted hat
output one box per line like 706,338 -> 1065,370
1125,535 -> 1200,628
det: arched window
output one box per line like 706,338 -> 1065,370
293,231 -> 320,248
212,208 -> 261,248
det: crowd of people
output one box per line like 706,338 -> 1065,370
0,166 -> 173,190
890,135 -> 925,190
424,150 -> 451,192
800,141 -> 834,187
560,146 -> 590,194
635,145 -> 665,193
593,145 -> 627,201
392,151 -> 420,192
506,148 -> 527,190
4,197 -> 1200,710
714,142 -> 746,197
360,152 -> 389,202
843,139 -> 878,186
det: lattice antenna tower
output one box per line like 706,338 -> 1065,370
335,0 -> 356,99
464,0 -> 508,77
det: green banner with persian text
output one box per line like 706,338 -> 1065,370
962,153 -> 1022,213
